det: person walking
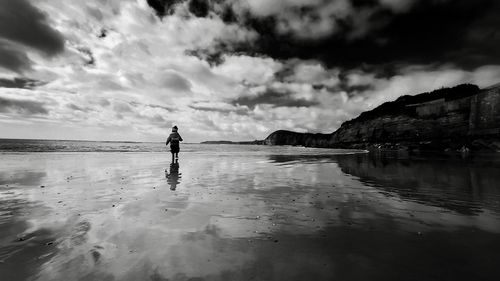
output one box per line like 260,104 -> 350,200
166,125 -> 183,163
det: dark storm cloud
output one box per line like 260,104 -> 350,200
146,0 -> 183,17
147,0 -> 209,18
236,0 -> 500,71
231,88 -> 318,109
0,0 -> 65,56
158,0 -> 500,72
188,0 -> 209,17
0,97 -> 48,115
0,77 -> 46,89
0,43 -> 33,73
458,3 -> 500,68
0,0 -> 64,72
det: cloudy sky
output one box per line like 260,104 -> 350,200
1,0 -> 499,142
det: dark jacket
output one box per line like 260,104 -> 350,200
166,132 -> 183,147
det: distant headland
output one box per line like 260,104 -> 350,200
201,140 -> 264,145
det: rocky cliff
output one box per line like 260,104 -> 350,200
264,83 -> 500,151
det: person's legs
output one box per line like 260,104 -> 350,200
171,152 -> 174,163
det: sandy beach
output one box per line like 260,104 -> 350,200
1,146 -> 500,280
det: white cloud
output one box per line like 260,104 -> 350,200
213,55 -> 282,85
285,61 -> 340,87
0,0 -> 263,141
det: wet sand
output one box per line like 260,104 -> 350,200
1,150 -> 500,280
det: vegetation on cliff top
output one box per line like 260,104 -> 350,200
343,84 -> 480,126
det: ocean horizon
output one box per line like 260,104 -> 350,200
0,138 -> 366,154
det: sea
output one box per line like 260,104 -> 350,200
0,138 -> 363,155
0,138 -> 176,153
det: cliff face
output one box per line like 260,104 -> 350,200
264,84 -> 500,151
469,83 -> 500,136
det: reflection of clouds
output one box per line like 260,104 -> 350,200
0,196 -> 58,281
0,171 -> 46,186
1,151 -> 500,280
41,206 -> 254,280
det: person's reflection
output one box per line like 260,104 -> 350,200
165,162 -> 181,190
